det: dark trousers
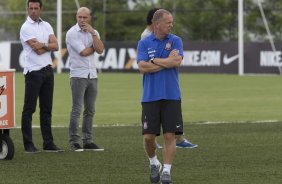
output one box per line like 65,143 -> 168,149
21,65 -> 54,149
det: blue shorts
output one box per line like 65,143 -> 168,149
141,100 -> 184,136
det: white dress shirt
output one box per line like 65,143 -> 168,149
20,16 -> 54,74
66,23 -> 100,79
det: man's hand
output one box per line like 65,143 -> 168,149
153,49 -> 182,68
80,23 -> 96,35
168,49 -> 182,66
29,39 -> 44,51
26,38 -> 47,55
169,49 -> 179,57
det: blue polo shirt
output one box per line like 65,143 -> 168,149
137,33 -> 184,103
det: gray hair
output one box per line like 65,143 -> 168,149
152,9 -> 171,23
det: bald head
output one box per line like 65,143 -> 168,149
76,7 -> 92,27
77,7 -> 91,15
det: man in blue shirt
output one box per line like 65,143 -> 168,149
137,9 -> 184,184
141,8 -> 197,150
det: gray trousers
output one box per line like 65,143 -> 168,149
69,77 -> 98,145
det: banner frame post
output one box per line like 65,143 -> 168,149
238,0 -> 244,76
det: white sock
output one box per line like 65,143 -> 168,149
149,155 -> 160,165
162,164 -> 172,174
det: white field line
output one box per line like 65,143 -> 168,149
13,123 -> 141,129
199,120 -> 279,125
12,120 -> 280,129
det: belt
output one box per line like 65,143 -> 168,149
41,65 -> 52,71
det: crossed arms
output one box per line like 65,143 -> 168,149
79,23 -> 105,57
79,34 -> 104,57
26,34 -> 58,55
138,49 -> 182,73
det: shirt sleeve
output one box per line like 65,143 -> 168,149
173,36 -> 184,57
45,22 -> 55,36
20,24 -> 36,42
137,40 -> 149,63
66,30 -> 85,54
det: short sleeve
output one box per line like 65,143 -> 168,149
137,40 -> 148,63
45,22 -> 55,36
173,36 -> 184,57
20,24 -> 36,42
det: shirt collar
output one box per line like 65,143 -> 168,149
150,33 -> 171,41
74,23 -> 83,32
27,16 -> 43,24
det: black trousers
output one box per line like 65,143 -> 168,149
21,65 -> 54,149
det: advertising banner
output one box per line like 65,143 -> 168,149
244,42 -> 282,74
181,42 -> 239,73
4,41 -> 282,74
0,69 -> 15,129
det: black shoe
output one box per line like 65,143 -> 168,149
25,145 -> 40,154
83,143 -> 104,151
43,144 -> 64,152
70,143 -> 83,152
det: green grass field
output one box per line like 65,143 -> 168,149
14,73 -> 282,126
1,73 -> 282,184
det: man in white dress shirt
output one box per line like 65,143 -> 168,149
66,7 -> 105,151
20,0 -> 63,153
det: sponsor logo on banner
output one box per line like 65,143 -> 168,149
182,51 -> 239,67
0,72 -> 15,128
22,47 -> 139,71
0,76 -> 7,118
223,54 -> 239,65
182,50 -> 221,66
97,48 -> 138,70
260,51 -> 282,67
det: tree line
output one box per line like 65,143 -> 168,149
0,0 -> 282,42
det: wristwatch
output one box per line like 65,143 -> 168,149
150,58 -> 155,64
43,42 -> 49,49
91,31 -> 97,36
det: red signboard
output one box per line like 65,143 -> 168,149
0,69 -> 15,129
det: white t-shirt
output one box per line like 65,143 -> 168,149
140,27 -> 152,39
20,16 -> 54,74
